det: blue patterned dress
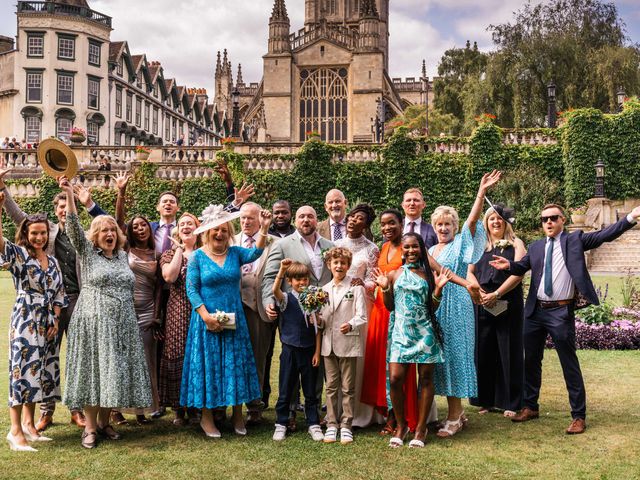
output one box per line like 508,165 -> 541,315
430,221 -> 485,398
388,266 -> 444,365
181,246 -> 263,409
2,240 -> 67,406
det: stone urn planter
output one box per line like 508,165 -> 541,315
70,134 -> 85,146
136,151 -> 151,161
571,213 -> 586,225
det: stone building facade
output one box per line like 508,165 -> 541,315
220,0 -> 433,143
0,0 -> 226,146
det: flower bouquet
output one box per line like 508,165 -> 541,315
298,285 -> 329,332
210,310 -> 236,330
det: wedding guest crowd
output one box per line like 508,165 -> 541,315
3,165 -> 640,454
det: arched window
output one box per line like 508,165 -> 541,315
299,67 -> 348,143
21,106 -> 43,143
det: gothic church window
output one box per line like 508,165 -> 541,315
299,68 -> 348,143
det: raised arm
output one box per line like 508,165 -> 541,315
466,170 -> 501,236
427,253 -> 481,303
74,183 -> 107,217
254,210 -> 272,249
272,258 -> 292,303
113,172 -> 131,231
58,177 -> 88,256
0,168 -> 28,226
581,205 -> 640,251
161,247 -> 184,284
0,191 -> 6,253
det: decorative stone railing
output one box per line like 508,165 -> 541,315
501,129 -> 558,146
17,1 -> 112,28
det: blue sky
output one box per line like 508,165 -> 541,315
1,0 -> 638,90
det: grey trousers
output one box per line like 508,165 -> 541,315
244,306 -> 276,411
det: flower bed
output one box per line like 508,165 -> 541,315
546,319 -> 640,350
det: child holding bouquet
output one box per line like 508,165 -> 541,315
319,247 -> 367,444
271,259 -> 324,442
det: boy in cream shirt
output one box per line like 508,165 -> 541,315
319,247 -> 367,444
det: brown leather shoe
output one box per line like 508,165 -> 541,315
566,418 -> 586,434
36,413 -> 53,432
511,407 -> 540,423
70,411 -> 86,428
246,410 -> 262,426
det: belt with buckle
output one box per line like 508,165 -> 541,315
537,299 -> 573,309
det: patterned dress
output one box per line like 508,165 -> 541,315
430,221 -> 485,398
63,212 -> 152,410
181,246 -> 263,408
158,249 -> 190,408
388,266 -> 444,364
335,235 -> 379,427
3,241 -> 67,406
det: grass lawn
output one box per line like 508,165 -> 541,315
0,272 -> 639,479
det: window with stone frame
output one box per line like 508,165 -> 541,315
144,102 -> 150,131
165,115 -> 170,141
153,82 -> 158,98
299,67 -> 348,143
88,77 -> 100,110
117,58 -> 123,76
26,71 -> 43,103
88,40 -> 101,66
25,116 -> 41,143
126,92 -> 133,122
153,107 -> 159,135
27,33 -> 44,57
56,117 -> 72,140
87,121 -> 99,145
137,71 -> 142,88
115,87 -> 122,117
57,35 -> 75,60
135,96 -> 142,126
57,73 -> 74,105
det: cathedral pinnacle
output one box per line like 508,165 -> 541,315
215,50 -> 222,78
422,60 -> 427,78
236,63 -> 244,87
271,0 -> 289,21
360,0 -> 379,18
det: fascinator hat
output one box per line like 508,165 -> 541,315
194,204 -> 241,235
484,196 -> 516,225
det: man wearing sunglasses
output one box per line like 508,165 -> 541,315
491,203 -> 640,434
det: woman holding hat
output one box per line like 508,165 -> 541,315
469,204 -> 526,417
181,204 -> 273,438
335,203 -> 379,428
158,212 -> 202,425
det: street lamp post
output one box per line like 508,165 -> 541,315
547,80 -> 557,128
616,86 -> 626,113
594,159 -> 605,198
231,88 -> 240,138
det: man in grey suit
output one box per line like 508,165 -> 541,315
262,205 -> 333,425
235,202 -> 279,424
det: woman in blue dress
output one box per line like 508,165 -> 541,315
181,204 -> 272,438
429,170 -> 502,438
1,193 -> 67,452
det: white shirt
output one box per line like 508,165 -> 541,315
404,217 -> 423,235
329,219 -> 346,242
537,232 -> 574,301
294,231 -> 323,279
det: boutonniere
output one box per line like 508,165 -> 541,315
495,239 -> 513,253
265,235 -> 274,247
321,247 -> 331,261
344,290 -> 354,300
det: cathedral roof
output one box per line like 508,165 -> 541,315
109,41 -> 125,63
47,0 -> 90,7
270,0 -> 288,21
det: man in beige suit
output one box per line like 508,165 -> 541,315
319,247 -> 367,444
318,189 -> 373,242
235,202 -> 278,424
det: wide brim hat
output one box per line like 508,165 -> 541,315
194,204 -> 242,235
38,138 -> 78,179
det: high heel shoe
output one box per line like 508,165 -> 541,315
6,432 -> 37,452
22,425 -> 52,442
234,423 -> 247,436
200,421 -> 221,438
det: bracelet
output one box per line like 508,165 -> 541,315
257,231 -> 268,237
380,285 -> 391,293
432,294 -> 442,303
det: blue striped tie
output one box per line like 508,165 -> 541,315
544,237 -> 555,297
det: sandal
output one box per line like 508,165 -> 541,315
379,417 -> 396,436
478,408 -> 490,415
408,439 -> 425,448
110,411 -> 129,426
437,412 -> 466,438
503,410 -> 516,418
388,426 -> 409,448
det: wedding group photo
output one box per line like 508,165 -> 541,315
0,0 -> 639,478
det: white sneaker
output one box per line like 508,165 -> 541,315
308,425 -> 324,441
272,424 -> 287,441
340,427 -> 353,444
323,426 -> 337,443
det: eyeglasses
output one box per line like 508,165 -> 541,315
26,213 -> 48,223
540,215 -> 562,223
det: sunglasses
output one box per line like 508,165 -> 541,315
26,213 -> 48,222
540,215 -> 562,223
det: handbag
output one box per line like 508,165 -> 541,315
206,311 -> 236,331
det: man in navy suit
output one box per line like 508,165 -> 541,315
401,188 -> 437,249
491,203 -> 640,434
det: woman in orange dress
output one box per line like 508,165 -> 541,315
361,209 -> 418,432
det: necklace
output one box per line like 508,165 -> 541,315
206,246 -> 228,256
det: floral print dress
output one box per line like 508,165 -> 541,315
3,240 -> 67,406
62,212 -> 152,410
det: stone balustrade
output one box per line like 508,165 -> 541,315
502,129 -> 558,146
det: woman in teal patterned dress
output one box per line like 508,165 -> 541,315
429,171 -> 501,438
1,193 -> 67,452
373,233 -> 452,448
58,177 -> 152,449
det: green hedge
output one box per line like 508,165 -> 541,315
6,103 -> 640,242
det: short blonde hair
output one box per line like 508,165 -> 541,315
203,221 -> 235,248
403,187 -> 424,200
87,215 -> 127,253
431,206 -> 459,233
483,208 -> 517,251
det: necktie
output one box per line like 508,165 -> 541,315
161,224 -> 173,253
544,237 -> 554,297
333,222 -> 343,241
242,236 -> 256,274
409,221 -> 416,234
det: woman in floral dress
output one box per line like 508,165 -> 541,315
159,212 -> 201,425
429,170 -> 501,438
1,194 -> 67,452
59,177 -> 151,449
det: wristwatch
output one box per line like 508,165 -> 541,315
495,290 -> 502,299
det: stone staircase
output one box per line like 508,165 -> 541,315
589,229 -> 640,273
